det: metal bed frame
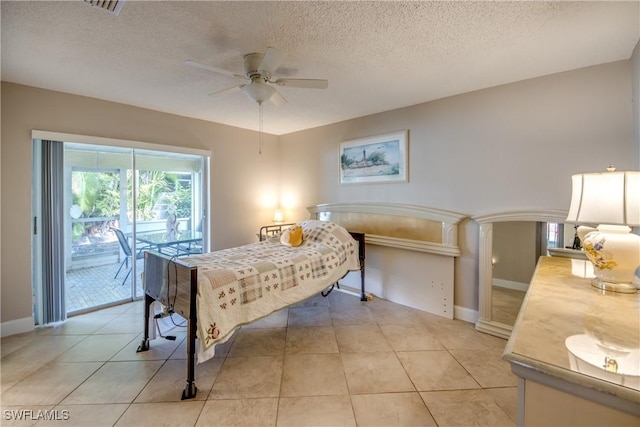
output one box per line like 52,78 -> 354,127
136,225 -> 366,400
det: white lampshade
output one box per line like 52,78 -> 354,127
566,171 -> 640,226
566,169 -> 640,293
273,209 -> 284,224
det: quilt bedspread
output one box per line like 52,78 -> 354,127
183,220 -> 360,363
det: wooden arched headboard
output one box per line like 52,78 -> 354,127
307,202 -> 467,319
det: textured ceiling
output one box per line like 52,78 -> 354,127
2,1 -> 639,135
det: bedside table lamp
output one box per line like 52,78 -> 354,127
566,167 -> 640,293
273,209 -> 285,224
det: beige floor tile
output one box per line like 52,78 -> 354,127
397,351 -> 480,391
1,362 -> 102,406
196,398 -> 278,427
351,392 -> 437,426
423,321 -> 494,350
123,300 -> 145,314
96,303 -> 137,316
415,309 -> 457,326
285,326 -> 338,354
326,290 -> 367,307
1,332 -> 38,358
228,328 -> 286,356
243,308 -> 289,328
449,348 -> 517,388
291,294 -> 329,308
287,306 -> 332,327
61,361 -> 163,404
115,401 -> 204,426
342,352 -> 414,394
0,405 -> 54,426
277,395 -> 356,427
369,304 -> 423,325
135,358 -> 223,402
486,387 -> 519,423
379,324 -> 445,351
477,331 -> 509,351
111,332 -> 185,361
364,296 -> 399,311
209,355 -> 283,399
56,334 -> 138,362
329,305 -> 376,326
281,353 -> 348,397
45,313 -> 120,336
94,313 -> 147,335
1,360 -> 51,394
169,330 -> 236,360
36,404 -> 129,426
334,325 -> 391,353
1,335 -> 86,376
420,389 -> 515,427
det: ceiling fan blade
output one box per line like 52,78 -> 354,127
259,47 -> 285,74
208,85 -> 244,97
273,78 -> 328,89
184,60 -> 246,80
270,90 -> 287,106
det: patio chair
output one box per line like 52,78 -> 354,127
111,227 -> 148,285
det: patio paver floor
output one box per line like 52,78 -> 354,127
65,259 -> 144,314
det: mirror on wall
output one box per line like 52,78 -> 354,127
474,210 -> 577,339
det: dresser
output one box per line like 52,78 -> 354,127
503,256 -> 640,426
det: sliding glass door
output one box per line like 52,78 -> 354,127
32,136 -> 208,322
64,144 -> 134,314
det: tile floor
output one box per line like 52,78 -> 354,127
1,290 -> 517,426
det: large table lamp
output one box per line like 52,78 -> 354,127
566,167 -> 640,293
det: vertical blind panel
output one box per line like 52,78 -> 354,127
41,140 -> 66,324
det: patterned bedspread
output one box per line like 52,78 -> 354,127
183,220 -> 360,363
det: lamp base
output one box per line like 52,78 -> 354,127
582,225 -> 640,293
591,278 -> 638,294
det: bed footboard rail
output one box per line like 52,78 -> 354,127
136,250 -> 199,399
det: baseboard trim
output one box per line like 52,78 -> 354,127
454,305 -> 478,323
493,278 -> 528,292
475,318 -> 513,339
1,316 -> 35,337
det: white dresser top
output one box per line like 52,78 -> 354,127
504,256 -> 640,405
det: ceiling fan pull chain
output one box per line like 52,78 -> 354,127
259,101 -> 264,155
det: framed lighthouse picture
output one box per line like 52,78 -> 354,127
338,130 -> 409,184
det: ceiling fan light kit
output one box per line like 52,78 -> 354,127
242,80 -> 275,104
185,47 -> 328,106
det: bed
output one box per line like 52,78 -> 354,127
136,219 -> 365,399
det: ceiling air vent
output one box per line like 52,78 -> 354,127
84,0 -> 125,16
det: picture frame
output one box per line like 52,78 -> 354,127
339,130 -> 409,184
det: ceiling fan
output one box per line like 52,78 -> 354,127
184,47 -> 328,106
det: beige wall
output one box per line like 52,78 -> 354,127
279,60 -> 634,310
0,82 -> 281,325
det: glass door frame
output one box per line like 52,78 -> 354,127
32,130 -> 210,322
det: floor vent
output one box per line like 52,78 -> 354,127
84,0 -> 125,16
